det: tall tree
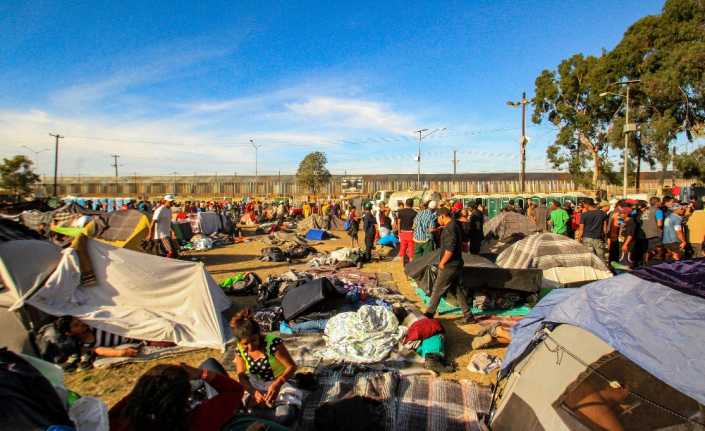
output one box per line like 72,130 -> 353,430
675,147 -> 705,184
296,152 -> 332,195
532,54 -> 617,188
0,155 -> 41,202
607,0 -> 705,187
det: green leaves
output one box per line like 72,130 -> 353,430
0,155 -> 40,201
295,151 -> 332,194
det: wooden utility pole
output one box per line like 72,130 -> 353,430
49,133 -> 63,196
111,154 -> 120,195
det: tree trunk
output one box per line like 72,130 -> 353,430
592,148 -> 601,190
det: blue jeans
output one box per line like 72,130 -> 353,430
291,319 -> 328,333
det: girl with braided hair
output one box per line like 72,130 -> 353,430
230,309 -> 301,425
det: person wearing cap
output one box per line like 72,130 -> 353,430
413,200 -> 438,257
620,202 -> 647,268
424,207 -> 475,323
662,203 -> 688,260
148,195 -> 177,258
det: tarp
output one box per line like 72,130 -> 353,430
197,212 -> 223,235
496,233 -> 609,272
83,210 -> 150,251
501,272 -> 705,405
297,214 -> 345,232
483,211 -> 537,240
16,238 -> 231,349
0,219 -> 44,242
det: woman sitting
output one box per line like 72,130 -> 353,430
231,309 -> 301,425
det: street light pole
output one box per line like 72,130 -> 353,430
623,85 -> 630,197
506,93 -> 529,193
415,128 -> 428,189
250,139 -> 262,195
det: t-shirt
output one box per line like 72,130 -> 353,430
623,216 -> 646,240
397,208 -> 417,231
152,205 -> 172,239
663,213 -> 683,244
363,211 -> 377,233
550,208 -> 570,235
439,220 -> 463,266
580,209 -> 608,239
533,206 -> 549,231
413,209 -> 437,242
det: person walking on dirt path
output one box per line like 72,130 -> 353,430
424,208 -> 476,324
413,200 -> 438,257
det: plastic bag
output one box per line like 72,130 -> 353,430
68,396 -> 109,431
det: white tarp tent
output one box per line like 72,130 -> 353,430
13,238 -> 232,350
0,240 -> 62,354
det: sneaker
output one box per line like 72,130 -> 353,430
62,354 -> 80,372
79,352 -> 94,370
471,334 -> 493,350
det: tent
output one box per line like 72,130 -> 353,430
490,262 -> 705,431
496,233 -> 612,288
11,237 -> 232,349
0,240 -> 62,354
405,249 -> 541,295
82,209 -> 150,251
0,219 -> 44,242
297,214 -> 345,232
482,211 -> 538,254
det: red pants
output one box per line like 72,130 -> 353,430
399,230 -> 414,261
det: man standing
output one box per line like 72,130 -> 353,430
424,208 -> 475,324
620,203 -> 647,268
641,197 -> 664,263
413,200 -> 438,257
396,198 -> 417,266
662,203 -> 688,261
148,195 -> 176,258
575,198 -> 608,258
362,203 -> 377,261
468,203 -> 484,254
686,199 -> 705,258
549,200 -> 570,236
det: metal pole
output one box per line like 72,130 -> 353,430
520,92 -> 527,193
623,85 -> 630,197
417,130 -> 422,189
49,133 -> 63,197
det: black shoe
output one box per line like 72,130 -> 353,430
62,354 -> 80,372
424,353 -> 455,373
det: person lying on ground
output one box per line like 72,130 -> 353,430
471,323 -> 513,350
230,309 -> 301,425
53,315 -> 174,370
109,360 -> 286,431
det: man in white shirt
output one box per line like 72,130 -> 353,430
148,195 -> 176,257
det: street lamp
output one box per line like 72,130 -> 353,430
250,139 -> 262,195
21,145 -> 50,178
414,127 -> 447,190
507,92 -> 529,192
600,80 -> 640,197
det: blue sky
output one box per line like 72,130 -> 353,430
0,0 -> 666,177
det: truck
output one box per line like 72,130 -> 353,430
372,190 -> 441,211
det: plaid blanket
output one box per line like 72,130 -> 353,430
496,232 -> 609,272
396,376 -> 492,431
20,210 -> 52,231
295,370 -> 491,431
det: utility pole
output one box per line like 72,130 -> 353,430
111,154 -> 120,195
452,150 -> 459,177
506,93 -> 528,193
414,127 -> 447,190
49,133 -> 63,197
250,138 -> 261,195
601,80 -> 639,197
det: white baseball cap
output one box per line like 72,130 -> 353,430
164,194 -> 175,201
428,200 -> 438,209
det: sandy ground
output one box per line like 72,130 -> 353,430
65,228 -> 507,407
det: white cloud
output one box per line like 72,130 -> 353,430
286,97 -> 414,134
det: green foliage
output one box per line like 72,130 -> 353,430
295,152 -> 332,194
0,155 -> 40,201
533,0 -> 705,188
675,147 -> 705,183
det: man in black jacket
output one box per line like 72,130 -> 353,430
424,208 -> 476,323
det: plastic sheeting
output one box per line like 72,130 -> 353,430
19,238 -> 231,349
501,273 -> 705,405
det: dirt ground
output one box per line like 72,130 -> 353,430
65,228 -> 507,407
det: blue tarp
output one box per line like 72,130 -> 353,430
501,273 -> 705,405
